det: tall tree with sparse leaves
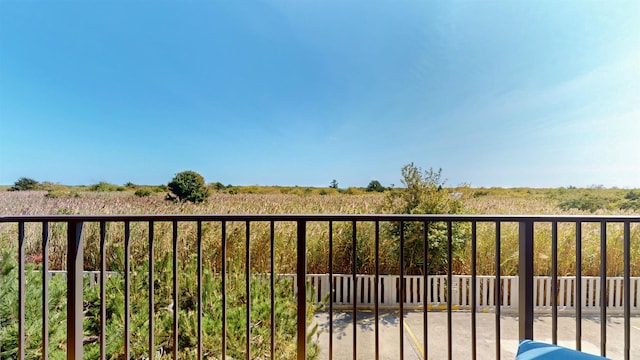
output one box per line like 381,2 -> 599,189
384,163 -> 467,274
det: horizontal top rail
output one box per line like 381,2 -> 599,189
2,214 -> 640,222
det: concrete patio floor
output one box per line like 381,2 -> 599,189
313,311 -> 640,359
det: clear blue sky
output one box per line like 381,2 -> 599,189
1,1 -> 638,188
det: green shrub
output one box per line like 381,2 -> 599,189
134,188 -> 152,197
89,182 -> 119,192
559,196 -> 610,213
167,171 -> 210,203
0,250 -> 68,359
8,177 -> 39,191
0,249 -> 319,359
45,189 -> 80,199
625,190 -> 640,201
211,182 -> 226,191
383,163 -> 468,274
472,190 -> 489,197
620,191 -> 640,211
366,180 -> 385,192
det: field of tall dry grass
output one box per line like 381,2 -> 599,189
1,188 -> 638,276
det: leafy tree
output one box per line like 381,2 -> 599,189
9,177 -> 39,191
366,180 -> 385,192
168,170 -> 210,203
329,179 -> 339,189
383,163 -> 467,274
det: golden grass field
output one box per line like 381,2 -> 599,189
1,187 -> 639,276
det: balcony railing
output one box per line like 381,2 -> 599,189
1,214 -> 638,359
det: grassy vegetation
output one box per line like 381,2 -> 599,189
1,185 -> 638,358
1,186 -> 639,277
0,248 -> 318,360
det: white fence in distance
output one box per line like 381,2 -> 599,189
47,271 -> 640,313
297,274 -> 640,313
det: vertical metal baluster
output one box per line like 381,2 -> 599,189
352,220 -> 357,360
18,221 -> 25,360
222,221 -> 227,359
551,221 -> 558,345
424,221 -> 429,360
400,221 -> 405,360
197,221 -> 203,360
495,221 -> 501,360
518,221 -> 534,340
329,221 -> 334,360
296,221 -> 307,360
576,221 -> 582,351
471,221 -> 477,360
246,221 -> 251,360
447,221 -> 453,360
148,221 -> 154,360
42,222 -> 49,360
67,220 -> 84,360
100,222 -> 106,360
270,221 -> 275,359
124,221 -> 130,360
375,221 -> 380,360
172,221 -> 178,360
623,221 -> 630,360
600,221 -> 606,357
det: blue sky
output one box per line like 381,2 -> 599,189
1,1 -> 638,188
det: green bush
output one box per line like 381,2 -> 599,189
89,182 -> 119,192
168,171 -> 210,203
210,182 -> 226,191
9,177 -> 39,191
559,195 -> 610,213
366,180 -> 385,192
0,249 -> 319,359
383,163 -> 468,274
134,188 -> 152,197
0,251 -> 68,359
625,190 -> 640,201
44,189 -> 80,199
620,191 -> 640,211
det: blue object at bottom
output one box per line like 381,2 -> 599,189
516,340 -> 608,360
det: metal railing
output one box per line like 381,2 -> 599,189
1,214 -> 638,360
